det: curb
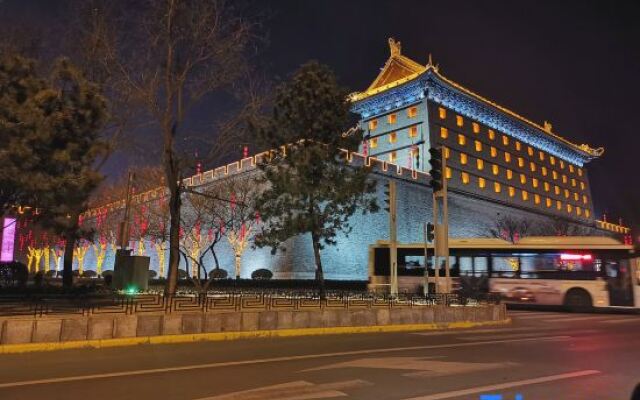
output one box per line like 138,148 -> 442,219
0,318 -> 511,354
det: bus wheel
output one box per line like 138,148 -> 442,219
563,289 -> 593,313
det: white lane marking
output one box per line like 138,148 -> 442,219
412,327 -> 552,336
457,330 -> 599,341
511,313 -> 564,319
600,318 -> 640,324
402,369 -> 600,400
0,336 -> 570,389
195,379 -> 370,400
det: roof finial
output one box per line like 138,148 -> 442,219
388,38 -> 401,57
543,121 -> 553,133
426,53 -> 439,72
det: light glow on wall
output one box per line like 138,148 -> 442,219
560,253 -> 592,261
1,218 -> 16,262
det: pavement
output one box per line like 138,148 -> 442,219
0,309 -> 638,399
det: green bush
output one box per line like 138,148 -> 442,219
81,270 -> 97,278
209,268 -> 228,280
251,269 -> 273,280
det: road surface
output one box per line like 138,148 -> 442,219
0,309 -> 638,399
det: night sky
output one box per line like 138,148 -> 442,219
2,0 -> 639,230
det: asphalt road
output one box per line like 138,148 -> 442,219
0,309 -> 639,400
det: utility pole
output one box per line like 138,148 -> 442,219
384,179 -> 398,296
428,147 -> 450,293
423,222 -> 434,295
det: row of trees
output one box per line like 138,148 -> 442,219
1,1 -> 378,297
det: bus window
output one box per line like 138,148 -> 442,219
492,256 -> 519,278
474,257 -> 488,277
459,257 -> 473,276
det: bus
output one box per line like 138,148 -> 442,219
368,236 -> 639,310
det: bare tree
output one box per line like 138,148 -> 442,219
78,0 -> 260,294
487,214 -> 532,243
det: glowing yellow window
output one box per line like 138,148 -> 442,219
585,209 -> 590,218
546,198 -> 552,208
569,164 -> 574,173
527,146 -> 534,156
534,194 -> 541,205
580,182 -> 585,190
578,168 -> 583,177
407,106 -> 418,118
409,126 -> 418,138
475,140 -> 482,152
389,151 -> 397,163
541,166 -> 547,176
445,167 -> 452,179
559,160 -> 565,169
520,174 -> 527,184
532,178 -> 539,188
574,192 -> 579,201
539,151 -> 545,161
571,178 -> 576,187
490,147 -> 497,157
477,159 -> 484,170
458,134 -> 466,146
515,141 -> 521,151
552,170 -> 558,180
554,186 -> 560,195
562,175 -> 567,184
517,157 -> 524,167
389,132 -> 397,143
444,147 -> 450,159
494,182 -> 501,193
472,122 -> 480,134
368,119 -> 378,130
388,113 -> 397,124
478,177 -> 486,189
576,207 -> 582,216
530,162 -> 536,172
508,186 -> 515,197
582,195 -> 588,204
502,135 -> 509,146
544,182 -> 550,192
369,138 -> 378,148
567,204 -> 572,213
461,172 -> 470,184
456,115 -> 464,127
460,153 -> 468,165
564,189 -> 569,198
440,127 -> 449,139
492,164 -> 499,175
488,129 -> 496,140
438,107 -> 446,119
506,169 -> 513,180
521,190 -> 529,201
556,200 -> 562,210
504,152 -> 511,163
550,156 -> 556,165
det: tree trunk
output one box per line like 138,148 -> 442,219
164,170 -> 181,296
62,214 -> 79,289
234,253 -> 241,279
311,232 -> 326,300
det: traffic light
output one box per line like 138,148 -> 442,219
429,147 -> 443,192
426,222 -> 435,242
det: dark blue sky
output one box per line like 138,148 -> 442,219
2,0 -> 639,229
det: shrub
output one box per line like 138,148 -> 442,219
81,270 -> 97,278
33,271 -> 45,287
45,270 -> 57,278
101,270 -> 114,278
0,261 -> 28,287
177,269 -> 189,279
209,268 -> 228,280
104,274 -> 113,287
148,270 -> 157,279
251,268 -> 273,280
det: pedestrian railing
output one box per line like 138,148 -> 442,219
0,291 -> 501,318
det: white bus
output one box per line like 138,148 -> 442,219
368,236 -> 639,310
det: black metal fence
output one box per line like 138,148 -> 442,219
0,292 -> 501,318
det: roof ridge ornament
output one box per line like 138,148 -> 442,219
388,37 -> 401,57
426,53 -> 439,72
543,120 -> 553,133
